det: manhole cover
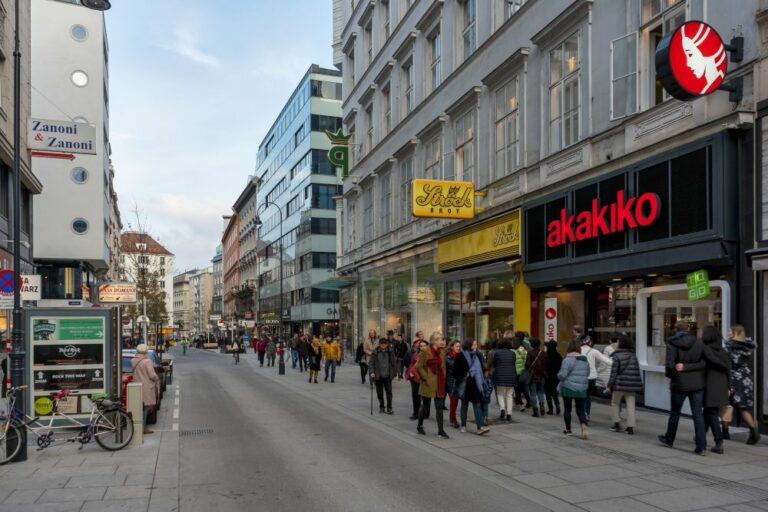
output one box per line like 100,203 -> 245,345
180,428 -> 214,437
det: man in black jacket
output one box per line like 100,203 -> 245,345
659,322 -> 707,455
370,338 -> 397,414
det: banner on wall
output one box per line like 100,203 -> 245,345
544,297 -> 558,342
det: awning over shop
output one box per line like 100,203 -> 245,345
427,260 -> 517,284
314,277 -> 356,290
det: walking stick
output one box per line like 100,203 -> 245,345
370,378 -> 374,415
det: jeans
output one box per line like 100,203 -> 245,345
562,396 -> 588,431
298,354 -> 307,372
460,399 -> 486,429
258,352 -> 265,366
359,362 -> 369,383
449,395 -> 459,424
143,405 -> 149,426
291,350 -> 298,368
704,406 -> 723,443
664,390 -> 706,452
496,386 -> 514,414
324,359 -> 337,381
514,381 -> 531,407
611,391 -> 636,428
267,354 -> 275,367
375,378 -> 393,409
396,359 -> 404,379
418,396 -> 445,433
585,379 -> 597,416
410,380 -> 424,417
545,379 -> 560,412
527,379 -> 546,409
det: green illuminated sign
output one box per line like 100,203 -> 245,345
686,269 -> 710,301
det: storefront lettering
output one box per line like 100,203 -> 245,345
492,223 -> 520,247
547,191 -> 660,248
415,184 -> 472,210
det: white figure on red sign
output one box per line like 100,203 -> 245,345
681,23 -> 725,94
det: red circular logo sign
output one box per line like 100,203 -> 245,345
545,308 -> 557,320
662,21 -> 726,99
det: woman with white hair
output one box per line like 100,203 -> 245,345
132,344 -> 160,435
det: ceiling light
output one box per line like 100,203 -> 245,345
611,277 -> 621,282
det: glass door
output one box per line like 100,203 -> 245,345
462,280 -> 476,343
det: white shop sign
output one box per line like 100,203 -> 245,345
29,118 -> 97,155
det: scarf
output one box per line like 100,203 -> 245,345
426,346 -> 445,396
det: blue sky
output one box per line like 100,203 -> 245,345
106,0 -> 334,273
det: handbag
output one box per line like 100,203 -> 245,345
519,351 -> 542,386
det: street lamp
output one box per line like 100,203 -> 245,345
254,200 -> 285,375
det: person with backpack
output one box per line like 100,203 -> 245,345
416,333 -> 449,439
701,326 -> 730,453
232,339 -> 240,365
452,339 -> 489,435
558,338 -> 590,439
544,340 -> 562,415
405,339 -> 427,420
524,338 -> 549,417
492,337 -> 517,422
370,337 -> 397,414
607,335 -> 643,435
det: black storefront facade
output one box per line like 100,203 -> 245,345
522,131 -> 753,412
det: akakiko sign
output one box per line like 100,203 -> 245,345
656,21 -> 727,101
547,191 -> 661,248
29,118 -> 97,155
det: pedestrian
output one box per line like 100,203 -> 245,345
322,336 -> 341,382
492,337 -> 517,422
701,326 -> 730,453
724,324 -> 760,444
596,336 -> 617,398
131,344 -> 159,435
544,339 -> 562,415
296,335 -> 308,372
232,339 -> 240,365
524,338 -> 548,417
370,337 -> 397,414
307,337 -> 321,383
266,337 -> 277,367
416,332 -> 449,439
445,339 -> 462,429
579,330 -> 612,419
256,337 -> 267,367
658,321 -> 707,455
394,334 -> 408,379
405,339 -> 427,420
355,340 -> 367,384
558,338 -> 590,439
513,332 -> 531,411
607,334 -> 642,435
290,333 -> 299,369
453,339 -> 490,435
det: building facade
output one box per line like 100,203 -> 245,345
253,64 -> 343,338
189,268 -> 213,337
211,244 -> 223,321
106,163 -> 122,283
335,0 -> 762,414
119,232 -> 174,326
234,178 -> 258,320
172,270 -> 195,335
222,215 -> 240,322
31,0 -> 112,299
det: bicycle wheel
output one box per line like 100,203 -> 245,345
0,419 -> 22,464
94,410 -> 133,451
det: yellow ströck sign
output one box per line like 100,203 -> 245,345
412,179 -> 475,219
437,210 -> 521,271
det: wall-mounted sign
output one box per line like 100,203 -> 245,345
686,269 -> 710,300
21,275 -> 41,301
655,21 -> 727,101
32,317 -> 104,341
33,368 -> 104,391
547,191 -> 661,248
325,128 -> 353,177
98,283 -> 137,303
437,210 -> 521,271
412,179 -> 475,219
29,118 -> 97,155
33,344 -> 103,366
544,297 -> 558,342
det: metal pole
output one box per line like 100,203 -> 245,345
9,0 -> 26,462
142,296 -> 147,343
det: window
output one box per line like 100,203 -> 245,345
429,29 -> 441,92
312,288 -> 340,303
460,0 -> 476,62
311,218 -> 337,235
348,199 -> 357,247
549,32 -> 580,154
311,184 -> 340,209
364,19 -> 373,66
424,137 -> 441,180
311,80 -> 343,99
349,50 -> 356,86
402,60 -> 414,116
382,0 -> 391,41
311,149 -> 335,175
611,33 -> 638,119
454,110 -> 475,183
495,78 -> 519,179
312,253 -> 337,268
70,24 -> 88,42
287,194 -> 303,216
365,103 -> 374,153
646,3 -> 684,106
382,84 -> 392,135
311,115 -> 342,132
380,172 -> 391,235
71,70 -> 89,87
641,0 -> 683,25
363,185 -> 374,242
160,257 -> 165,265
505,0 -> 526,20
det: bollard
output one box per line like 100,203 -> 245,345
126,382 -> 143,446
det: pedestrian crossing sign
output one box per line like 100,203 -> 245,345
686,270 -> 710,301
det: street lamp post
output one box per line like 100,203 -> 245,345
254,201 -> 284,375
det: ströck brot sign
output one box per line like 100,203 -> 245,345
29,118 -> 96,155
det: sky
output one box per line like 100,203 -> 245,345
106,1 -> 334,274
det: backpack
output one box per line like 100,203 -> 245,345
482,375 -> 494,403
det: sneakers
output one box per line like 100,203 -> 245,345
499,409 -> 506,420
450,421 -> 460,429
379,407 -> 385,414
417,426 -> 426,435
460,427 -> 467,433
694,449 -> 707,456
563,430 -> 572,436
437,431 -> 450,440
546,409 -> 554,416
477,426 -> 490,436
658,434 -> 674,448
610,422 -> 621,432
625,427 -> 634,435
518,405 -> 526,412
506,414 -> 512,423
711,442 -> 724,454
386,408 -> 394,415
580,424 -> 589,440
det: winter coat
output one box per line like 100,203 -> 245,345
665,332 -> 705,393
370,346 -> 397,380
545,345 -> 563,385
363,338 -> 375,361
266,341 -> 276,355
525,348 -> 549,380
596,345 -> 616,388
393,340 -> 408,360
453,350 -> 484,403
607,349 -> 643,393
321,341 -> 341,362
256,340 -> 267,353
557,354 -> 589,398
703,342 -> 731,408
581,345 -> 612,380
491,349 -> 517,387
296,338 -> 308,356
308,342 -> 322,371
726,339 -> 755,408
445,351 -> 458,396
416,347 -> 446,398
131,355 -> 159,407
514,347 -> 527,374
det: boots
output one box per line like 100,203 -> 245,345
532,407 -> 540,418
711,441 -> 724,454
499,409 -> 506,420
747,427 -> 761,445
722,424 -> 730,440
610,422 -> 621,432
555,404 -> 561,415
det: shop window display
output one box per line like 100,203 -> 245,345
477,277 -> 515,348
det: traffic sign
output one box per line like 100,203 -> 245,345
0,269 -> 14,308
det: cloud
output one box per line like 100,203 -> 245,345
160,23 -> 219,67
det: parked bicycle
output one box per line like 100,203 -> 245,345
0,385 -> 133,464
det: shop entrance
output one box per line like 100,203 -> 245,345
637,281 -> 730,410
446,275 -> 515,347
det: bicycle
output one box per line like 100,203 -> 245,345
0,386 -> 134,464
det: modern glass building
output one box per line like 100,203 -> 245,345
253,64 -> 343,338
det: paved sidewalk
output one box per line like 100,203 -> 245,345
240,349 -> 768,512
0,384 -> 180,512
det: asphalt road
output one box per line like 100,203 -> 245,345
174,349 -> 552,512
